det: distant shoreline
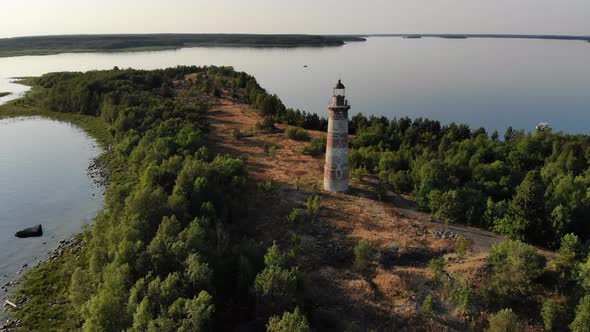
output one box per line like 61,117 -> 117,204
0,34 -> 366,58
359,33 -> 590,41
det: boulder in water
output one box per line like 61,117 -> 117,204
15,225 -> 43,238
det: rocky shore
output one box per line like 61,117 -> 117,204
0,150 -> 106,330
1,237 -> 83,330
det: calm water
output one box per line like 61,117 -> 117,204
1,37 -> 589,133
0,118 -> 102,292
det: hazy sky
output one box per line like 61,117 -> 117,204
1,0 -> 589,38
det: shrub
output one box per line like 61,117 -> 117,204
254,266 -> 298,301
298,137 -> 326,157
287,208 -> 306,226
428,257 -> 446,284
232,129 -> 244,139
263,144 -> 278,157
456,237 -> 469,259
387,170 -> 413,193
579,254 -> 590,292
487,240 -> 546,299
541,299 -> 566,332
267,307 -> 311,332
256,116 -> 277,132
354,239 -> 374,270
454,283 -> 474,317
419,295 -> 435,320
306,194 -> 321,217
486,308 -> 522,332
350,167 -> 368,182
255,243 -> 298,312
376,180 -> 387,201
570,295 -> 590,332
285,127 -> 310,141
259,180 -> 274,193
553,233 -> 580,285
293,177 -> 303,191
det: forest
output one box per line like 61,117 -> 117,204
0,34 -> 365,57
8,67 -> 313,331
5,66 -> 590,331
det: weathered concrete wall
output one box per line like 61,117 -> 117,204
324,95 -> 350,192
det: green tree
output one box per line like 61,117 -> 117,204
255,243 -> 298,313
570,295 -> 590,332
267,307 -> 311,332
428,257 -> 446,284
552,233 -> 580,285
264,241 -> 285,268
184,253 -> 212,292
83,263 -> 132,332
579,254 -> 590,292
486,308 -> 522,332
177,291 -> 215,332
494,170 -> 547,244
541,299 -> 566,332
487,240 -> 546,299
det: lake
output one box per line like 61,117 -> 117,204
0,117 -> 102,298
1,37 -> 589,133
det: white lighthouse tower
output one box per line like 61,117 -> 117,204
324,80 -> 351,192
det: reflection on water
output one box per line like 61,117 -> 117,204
0,37 -> 589,133
0,117 -> 102,288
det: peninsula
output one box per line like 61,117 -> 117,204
1,67 -> 589,331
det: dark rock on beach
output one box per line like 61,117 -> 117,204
14,225 -> 43,238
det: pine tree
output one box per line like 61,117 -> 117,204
570,295 -> 590,332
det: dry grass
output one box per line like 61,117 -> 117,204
172,77 -> 499,330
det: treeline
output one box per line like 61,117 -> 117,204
345,115 -> 590,248
0,34 -> 365,57
18,67 -> 309,330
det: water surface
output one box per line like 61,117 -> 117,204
0,117 -> 102,292
1,37 -> 589,133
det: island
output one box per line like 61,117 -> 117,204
0,92 -> 12,97
0,34 -> 366,58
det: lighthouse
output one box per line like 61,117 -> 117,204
324,80 -> 351,192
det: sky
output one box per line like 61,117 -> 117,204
1,0 -> 589,38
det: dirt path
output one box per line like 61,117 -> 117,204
385,191 -> 504,253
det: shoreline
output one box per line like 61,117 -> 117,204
0,42 -> 352,58
0,100 -> 111,328
0,33 -> 364,58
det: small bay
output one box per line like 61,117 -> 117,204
0,117 -> 103,295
